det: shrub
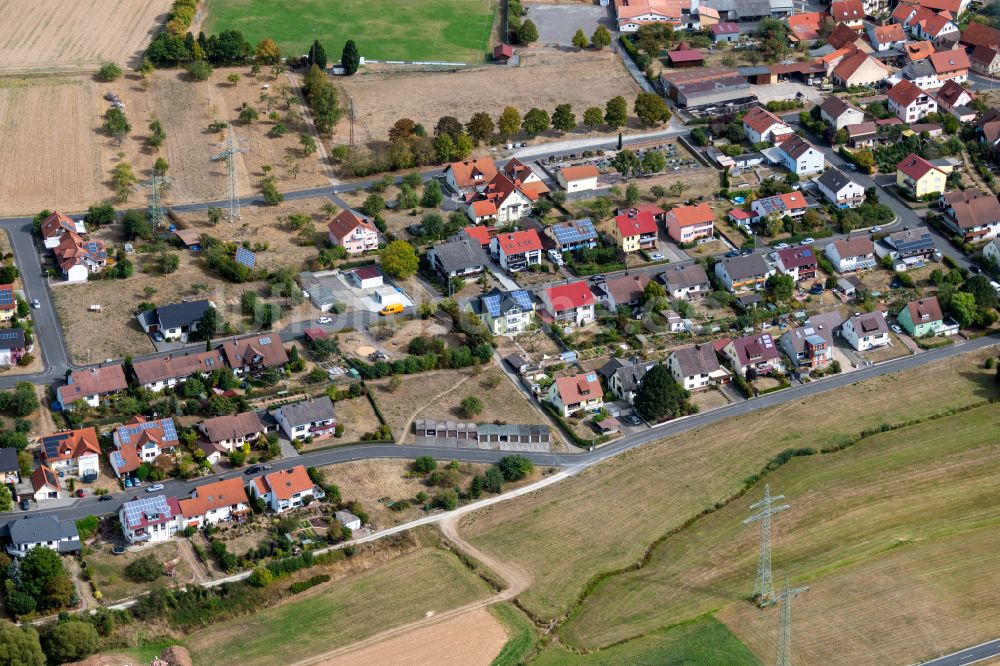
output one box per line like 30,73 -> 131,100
98,62 -> 122,82
125,554 -> 164,582
413,455 -> 437,474
248,567 -> 273,587
289,574 -> 330,594
497,455 -> 533,482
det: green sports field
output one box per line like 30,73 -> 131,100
204,0 -> 496,63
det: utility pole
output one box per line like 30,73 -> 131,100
775,573 -> 808,666
743,484 -> 790,606
349,95 -> 355,148
139,173 -> 171,229
211,123 -> 250,222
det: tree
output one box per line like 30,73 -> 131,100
111,162 -> 137,202
18,547 -> 67,603
625,182 -> 641,205
521,107 -> 550,136
962,274 -> 999,309
518,19 -> 539,44
239,105 -> 258,123
125,554 -> 164,582
551,104 -> 576,133
43,621 -> 99,664
433,132 -> 455,163
121,209 -> 152,240
434,116 -> 463,142
497,455 -> 534,481
454,132 -> 474,160
643,280 -> 667,308
248,567 -> 273,587
421,179 -> 443,207
360,194 -> 385,218
103,107 -> 131,144
604,96 -> 628,128
256,38 -> 281,64
226,73 -> 241,87
634,92 -> 671,126
766,273 -> 794,301
460,395 -> 484,417
98,62 -> 122,82
498,106 -> 522,138
611,149 -> 640,178
192,306 -> 222,342
633,365 -> 689,422
380,240 -> 419,279
308,40 -> 328,70
388,118 -> 417,144
0,621 -> 45,665
0,484 -> 11,512
583,106 -> 603,130
641,150 -> 666,174
186,59 -> 213,81
151,157 -> 169,178
483,465 -> 504,492
466,112 -> 495,143
414,456 -> 437,474
950,291 -> 978,327
592,25 -> 612,50
341,40 -> 360,75
572,29 -> 589,50
84,202 -> 115,227
299,133 -> 317,156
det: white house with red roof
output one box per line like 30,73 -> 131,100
557,165 -> 600,193
503,158 -> 549,200
467,173 -> 535,224
110,416 -> 180,478
57,365 -> 128,409
327,210 -> 379,255
911,10 -> 959,43
489,229 -> 543,272
546,372 -> 603,417
0,284 -> 15,323
928,49 -> 970,84
246,465 -> 324,513
443,157 -> 498,194
39,427 -> 100,479
722,332 -> 784,377
177,477 -> 250,529
825,236 -> 877,272
934,80 -> 976,121
830,0 -> 864,28
750,192 -> 809,220
664,203 -> 715,243
30,465 -> 64,502
541,281 -> 596,326
54,232 -> 107,283
38,212 -> 86,250
611,207 -> 660,252
742,107 -> 793,145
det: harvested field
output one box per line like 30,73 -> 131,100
460,348 -> 1000,621
336,51 -> 641,148
0,0 -> 170,74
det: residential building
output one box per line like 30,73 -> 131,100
272,396 -> 336,441
30,465 -> 63,502
658,263 -> 711,299
898,296 -> 945,337
985,238 -> 1000,264
54,232 -> 107,282
246,465 -> 324,513
473,288 -> 535,336
742,106 -> 793,144
6,516 -> 80,558
774,135 -> 825,176
773,246 -> 819,282
912,12 -> 959,44
842,311 -> 891,350
977,107 -> 1000,147
928,49 -> 970,84
820,96 -> 865,130
868,23 -> 908,51
490,230 -> 543,272
612,207 -> 660,252
751,192 -> 808,220
722,333 -> 783,376
714,254 -> 773,292
934,79 -> 976,121
595,273 -> 650,309
0,329 -> 29,367
875,226 -> 937,265
541,281 -> 596,326
940,191 -> 1000,242
557,165 -> 600,193
460,225 -> 493,248
0,284 -> 15,322
502,158 -> 549,201
828,22 -> 870,50
467,173 -> 535,224
136,300 -> 213,342
904,40 -> 936,61
902,58 -> 939,89
896,153 -> 948,198
56,365 -> 128,409
120,495 -> 183,544
131,350 -> 224,392
815,168 -> 866,208
177,477 -> 250,529
846,121 -> 879,147
710,21 -> 741,41
547,372 -> 603,416
198,411 -> 266,464
218,334 -> 289,375
960,22 -> 1000,51
664,203 -> 715,243
779,310 -> 845,369
832,48 -> 891,86
888,80 -> 937,123
0,448 -> 19,485
825,236 -> 877,272
830,0 -> 864,28
327,210 -> 380,254
443,157 -> 498,194
728,207 -> 755,228
786,11 -> 825,43
667,344 -> 729,390
970,44 -> 1000,76
427,236 -> 490,278
606,359 -> 657,404
546,218 -> 598,252
110,416 -> 180,478
38,211 -> 86,250
39,427 -> 100,480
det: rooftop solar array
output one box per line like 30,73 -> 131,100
121,494 -> 173,527
235,247 -> 256,269
757,196 -> 785,214
761,334 -> 773,348
0,287 -> 13,307
110,451 -> 125,471
0,330 -> 20,340
118,418 -> 178,445
551,218 -> 597,246
41,432 -> 71,459
258,336 -> 271,345
482,289 -> 533,317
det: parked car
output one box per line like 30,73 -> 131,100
317,316 -> 333,324
891,324 -> 903,334
145,483 -> 164,493
870,226 -> 881,233
773,243 -> 790,251
152,331 -> 165,342
809,283 -> 824,295
19,499 -> 30,511
380,303 -> 404,315
725,250 -> 740,258
31,299 -> 40,309
589,274 -> 606,283
75,489 -> 85,498
245,465 -> 262,475
650,252 -> 665,261
98,494 -> 112,502
626,414 -> 642,426
801,237 -> 815,245
844,163 -> 858,171
547,249 -> 564,266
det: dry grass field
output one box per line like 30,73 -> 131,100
460,348 -> 1000,621
0,0 -> 170,74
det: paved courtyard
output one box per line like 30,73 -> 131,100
525,3 -> 611,47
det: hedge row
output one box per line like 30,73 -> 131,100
289,574 -> 330,594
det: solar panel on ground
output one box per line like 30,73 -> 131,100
235,247 -> 256,269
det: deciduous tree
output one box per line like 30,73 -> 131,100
498,106 -> 522,138
551,104 -> 576,133
634,92 -> 671,125
521,107 -> 550,136
604,95 -> 628,128
466,112 -> 495,143
583,106 -> 603,130
572,29 -> 589,50
380,240 -> 419,279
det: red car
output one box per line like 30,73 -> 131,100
75,489 -> 85,498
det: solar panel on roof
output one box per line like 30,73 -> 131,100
42,433 -> 70,458
482,293 -> 502,318
235,247 -> 256,269
122,494 -> 171,527
258,336 -> 271,345
510,290 -> 533,310
118,418 -> 179,445
0,289 -> 13,306
552,219 -> 596,246
0,330 -> 18,340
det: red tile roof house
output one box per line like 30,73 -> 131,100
887,79 -> 937,123
39,211 -> 87,250
489,229 -> 543,272
546,372 -> 603,417
467,173 -> 536,224
742,106 -> 793,144
830,0 -> 865,27
56,364 -> 128,409
666,42 -> 704,68
934,79 -> 977,122
773,246 -> 819,282
218,333 -> 289,375
664,203 -> 715,244
867,22 -> 908,51
443,157 -> 498,194
611,207 -> 660,253
928,48 -> 970,84
39,427 -> 101,480
198,411 -> 266,464
503,158 -> 550,200
824,235 -> 878,272
722,332 -> 784,377
710,21 -> 740,42
178,477 -> 251,529
110,416 -> 180,479
786,12 -> 826,44
940,191 -> 1000,242
246,465 -> 324,513
327,210 -> 379,255
595,273 -> 650,309
970,44 -> 1000,76
30,465 -> 64,502
911,11 -> 960,44
0,283 -> 14,323
131,349 -> 224,393
54,231 -> 108,283
541,281 -> 596,327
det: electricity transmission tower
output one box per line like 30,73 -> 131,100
743,484 -> 790,606
211,123 -> 249,222
775,573 -> 808,666
139,173 -> 171,228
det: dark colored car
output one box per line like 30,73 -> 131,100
19,499 -> 30,511
245,465 -> 262,475
725,250 -> 739,258
99,494 -> 113,502
809,283 -> 824,294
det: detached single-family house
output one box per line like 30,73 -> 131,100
664,203 -> 715,244
178,477 -> 250,529
896,153 -> 948,199
832,49 -> 891,86
557,165 -> 600,193
246,465 -> 324,513
54,232 -> 107,282
751,192 -> 808,220
38,211 -> 86,250
876,226 -> 937,265
473,288 -> 535,336
912,12 -> 959,44
888,80 -> 937,123
773,246 -> 818,282
327,210 -> 380,255
467,173 -> 535,224
722,333 -> 784,376
714,254 -> 773,292
0,328 -> 30,367
934,79 -> 976,122
131,349 -> 224,392
898,296 -> 946,337
427,236 -> 490,278
929,49 -> 970,84
595,273 -> 650,310
902,58 -> 939,89
503,158 -> 550,201
444,157 -> 498,194
272,396 -> 336,441
786,11 -> 825,44
136,300 -> 213,342
983,237 -> 1000,264
815,168 -> 866,208
30,465 -> 63,502
825,236 -> 877,273
547,372 -> 603,417
6,516 -> 80,558
830,0 -> 864,28
198,411 -> 266,464
611,207 -> 660,253
970,44 -> 1000,76
846,121 -> 879,148
546,218 -> 599,252
39,427 -> 100,480
667,344 -> 728,391
658,263 -> 711,300
868,23 -> 908,51
0,448 -> 19,485
541,281 -> 596,326
218,334 -> 289,375
779,310 -> 844,369
0,285 -> 15,323
940,191 -> 1000,242
842,311 -> 891,350
120,494 -> 183,544
820,96 -> 865,130
489,230 -> 543,272
742,106 -> 794,144
110,416 -> 180,478
56,364 -> 128,409
774,135 -> 824,176
605,359 -> 657,404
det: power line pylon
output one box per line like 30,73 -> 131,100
775,573 -> 808,666
211,123 -> 249,222
743,484 -> 790,606
139,172 -> 171,229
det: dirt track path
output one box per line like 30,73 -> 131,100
396,372 -> 473,444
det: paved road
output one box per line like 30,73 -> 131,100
917,638 -> 1000,666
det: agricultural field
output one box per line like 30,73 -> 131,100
204,0 -> 496,64
0,0 -> 170,74
459,348 -> 1000,623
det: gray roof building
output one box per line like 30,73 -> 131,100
136,300 -> 212,333
718,254 -> 771,280
0,448 -> 18,476
274,396 -> 336,428
779,310 -> 845,355
670,343 -> 722,378
7,515 -> 81,557
428,236 -> 490,276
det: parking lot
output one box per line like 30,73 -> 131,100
525,3 -> 611,47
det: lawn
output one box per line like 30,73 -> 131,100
489,602 -> 539,666
185,548 -> 493,665
84,541 -> 190,603
204,0 -> 496,63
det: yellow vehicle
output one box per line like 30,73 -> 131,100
379,303 -> 404,315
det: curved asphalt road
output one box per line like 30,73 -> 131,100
917,638 -> 1000,666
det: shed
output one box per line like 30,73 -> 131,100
374,287 -> 405,306
173,228 -> 202,250
348,265 -> 384,289
303,327 -> 328,342
493,43 -> 513,63
667,43 -> 705,68
335,510 -> 362,530
836,277 -> 857,295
